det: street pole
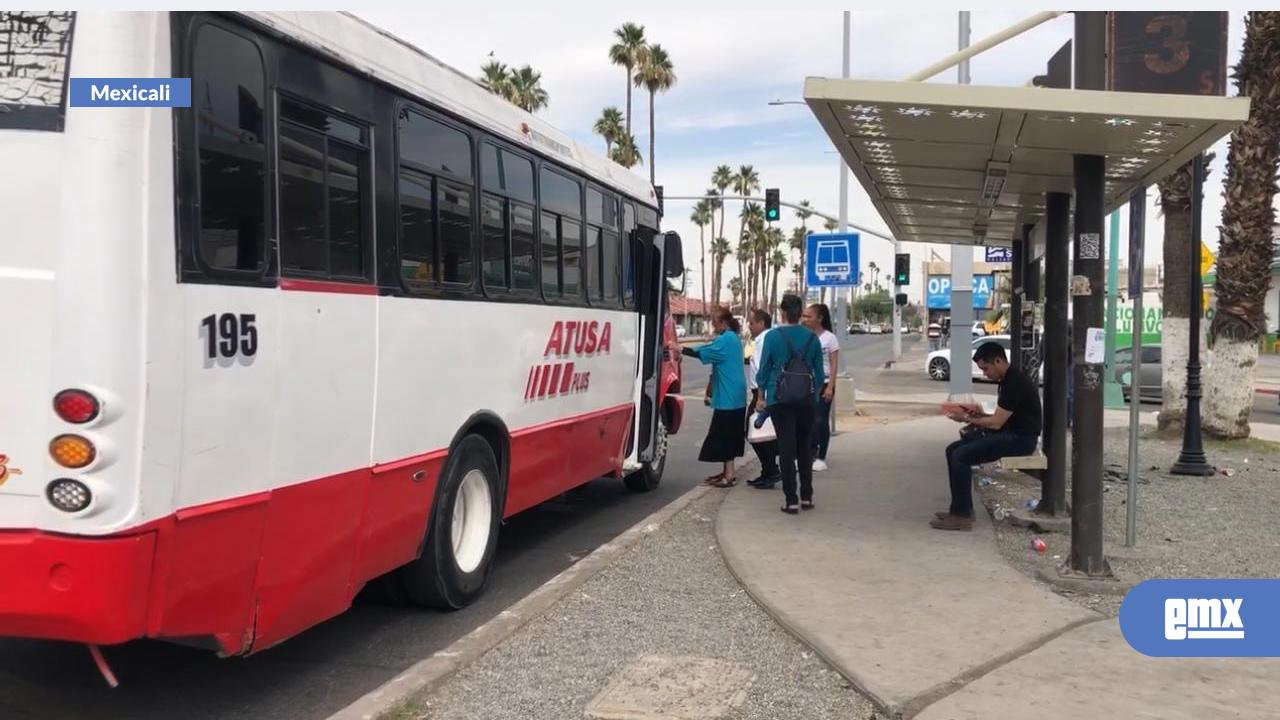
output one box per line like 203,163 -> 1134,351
1171,154 -> 1215,476
1068,10 -> 1110,577
834,9 -> 852,424
947,10 -> 975,402
1126,188 -> 1146,547
1104,210 -> 1125,408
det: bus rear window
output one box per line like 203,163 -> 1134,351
0,12 -> 75,131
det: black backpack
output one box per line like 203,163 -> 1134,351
775,330 -> 816,406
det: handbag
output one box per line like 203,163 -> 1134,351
748,412 -> 776,444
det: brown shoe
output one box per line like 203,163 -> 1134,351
929,515 -> 974,531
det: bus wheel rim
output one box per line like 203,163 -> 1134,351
451,469 -> 493,574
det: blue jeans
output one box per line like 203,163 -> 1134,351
944,431 -> 1039,517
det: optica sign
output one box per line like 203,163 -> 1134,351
926,275 -> 994,310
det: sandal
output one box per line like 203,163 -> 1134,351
703,473 -> 725,485
781,504 -> 799,515
801,500 -> 815,510
713,476 -> 738,488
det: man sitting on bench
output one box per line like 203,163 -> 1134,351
933,342 -> 1043,531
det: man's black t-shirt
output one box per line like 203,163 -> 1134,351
997,367 -> 1043,437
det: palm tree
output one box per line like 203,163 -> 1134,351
728,276 -> 744,308
823,218 -> 839,232
732,166 -> 761,299
1204,11 -> 1280,439
869,261 -> 880,292
479,58 -> 511,98
789,226 -> 809,293
711,165 -> 734,250
738,202 -> 764,306
610,132 -> 642,168
794,200 -> 813,293
507,65 -> 549,113
608,22 -> 647,135
769,247 -> 788,310
593,107 -> 624,156
691,200 -> 713,326
1155,161 -> 1196,431
710,237 -> 731,309
634,44 -> 676,185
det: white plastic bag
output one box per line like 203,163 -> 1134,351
748,412 -> 776,443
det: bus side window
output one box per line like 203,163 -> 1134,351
397,108 -> 475,291
481,142 -> 536,294
192,24 -> 268,274
539,167 -> 583,302
277,97 -> 372,280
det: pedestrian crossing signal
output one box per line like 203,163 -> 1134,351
765,188 -> 780,222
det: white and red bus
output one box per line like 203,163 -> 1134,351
0,11 -> 685,659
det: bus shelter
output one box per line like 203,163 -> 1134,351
803,76 -> 1248,577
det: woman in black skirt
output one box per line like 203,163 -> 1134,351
682,307 -> 747,487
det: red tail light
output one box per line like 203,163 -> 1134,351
54,389 -> 100,424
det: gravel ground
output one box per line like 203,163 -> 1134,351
976,426 -> 1280,616
404,491 -> 876,720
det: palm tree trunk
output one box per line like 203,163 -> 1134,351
699,228 -> 707,332
1204,11 -> 1280,438
625,65 -> 633,135
648,90 -> 656,186
1156,165 -> 1193,432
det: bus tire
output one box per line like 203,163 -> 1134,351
400,435 -> 501,610
624,420 -> 667,493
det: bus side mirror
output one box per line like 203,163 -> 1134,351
663,231 -> 683,279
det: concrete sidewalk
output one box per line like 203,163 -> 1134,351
716,416 -> 1280,719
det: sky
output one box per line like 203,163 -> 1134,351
353,8 -> 1250,305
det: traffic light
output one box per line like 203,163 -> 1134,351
894,253 -> 910,286
764,188 -> 780,222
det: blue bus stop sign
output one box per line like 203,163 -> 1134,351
805,232 -> 859,288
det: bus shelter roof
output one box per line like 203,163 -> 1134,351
803,78 -> 1250,247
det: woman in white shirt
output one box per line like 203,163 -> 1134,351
803,303 -> 839,471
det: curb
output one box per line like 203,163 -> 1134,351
328,481 -> 716,720
714,496 -> 902,720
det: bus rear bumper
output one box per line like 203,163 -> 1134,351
0,529 -> 155,645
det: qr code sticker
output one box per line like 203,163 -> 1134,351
1079,232 -> 1101,260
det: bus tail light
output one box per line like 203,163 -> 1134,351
50,434 -> 96,469
54,389 -> 101,424
47,478 -> 92,513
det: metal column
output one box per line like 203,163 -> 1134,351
1171,154 -> 1215,476
1042,192 -> 1070,517
948,10 -> 974,401
1067,10 -> 1111,577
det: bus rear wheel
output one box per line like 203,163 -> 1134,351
624,421 -> 667,492
400,435 -> 501,610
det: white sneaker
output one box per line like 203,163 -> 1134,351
812,459 -> 828,472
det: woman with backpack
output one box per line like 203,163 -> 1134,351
755,294 -> 826,514
682,307 -> 747,487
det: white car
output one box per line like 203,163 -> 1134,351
926,336 -> 1043,382
675,325 -> 687,338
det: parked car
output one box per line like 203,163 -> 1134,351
927,335 -> 1043,383
926,323 -> 942,339
1116,346 -> 1162,402
869,324 -> 882,334
675,325 -> 688,338
971,324 -> 986,337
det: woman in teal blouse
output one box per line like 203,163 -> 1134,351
682,307 -> 747,487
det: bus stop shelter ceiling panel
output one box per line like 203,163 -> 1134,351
805,77 -> 1250,247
